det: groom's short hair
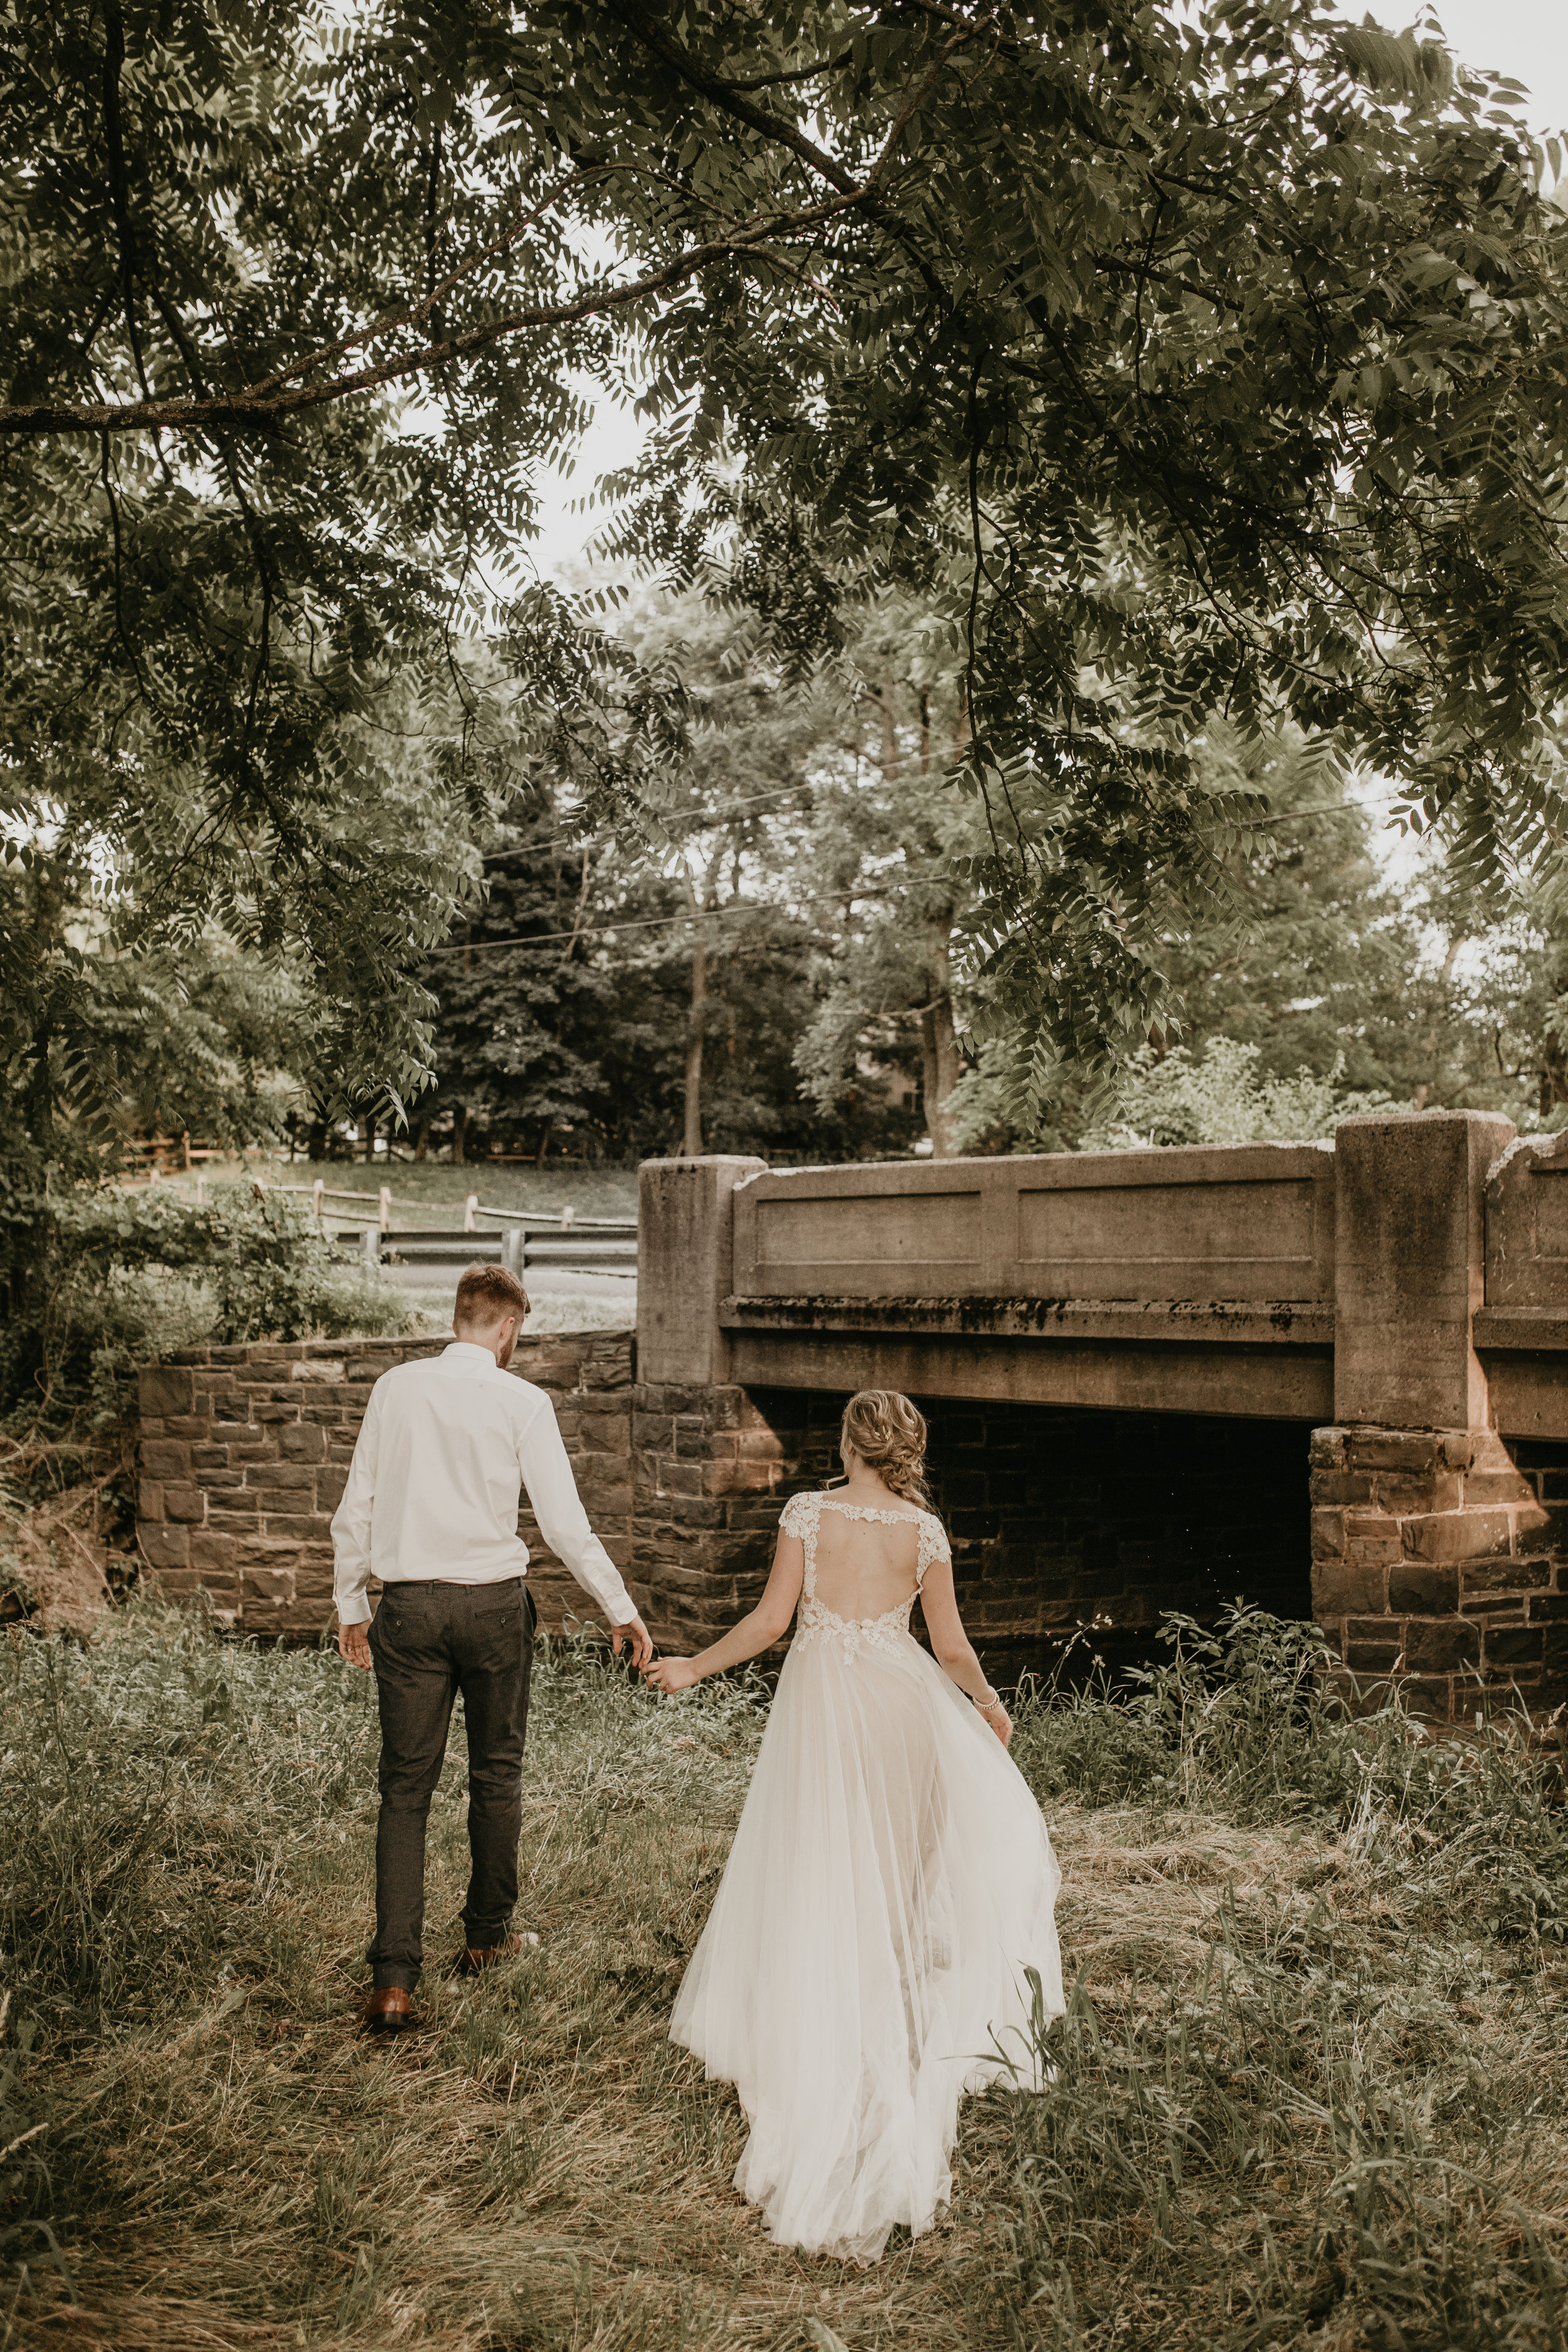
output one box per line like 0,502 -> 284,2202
454,1263 -> 529,1331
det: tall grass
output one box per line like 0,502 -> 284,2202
4,1605 -> 1568,2349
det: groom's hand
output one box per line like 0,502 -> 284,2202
337,1618 -> 372,1670
610,1612 -> 654,1670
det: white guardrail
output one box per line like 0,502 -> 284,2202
259,1180 -> 638,1278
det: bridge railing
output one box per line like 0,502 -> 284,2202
634,1116 -> 1568,1439
729,1142 -> 1335,1303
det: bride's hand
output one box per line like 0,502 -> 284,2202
980,1697 -> 1013,1747
643,1655 -> 700,1695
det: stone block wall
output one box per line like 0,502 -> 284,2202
137,1333 -> 634,1639
631,1382 -> 1313,1682
628,1382 -> 800,1653
1311,1424 -> 1568,1719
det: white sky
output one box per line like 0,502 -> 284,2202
527,395 -> 645,580
1416,0 -> 1566,130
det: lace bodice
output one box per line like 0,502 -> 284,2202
780,1490 -> 950,1661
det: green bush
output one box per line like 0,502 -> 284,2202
0,1159 -> 410,1451
1011,1605 -> 1362,1816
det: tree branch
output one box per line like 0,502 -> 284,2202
610,1 -> 973,294
607,1 -> 861,196
101,1 -> 152,406
724,50 -> 853,91
238,162 -> 603,403
0,195 -> 859,437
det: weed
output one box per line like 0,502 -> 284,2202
3,1606 -> 1568,2349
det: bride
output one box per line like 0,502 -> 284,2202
642,1389 -> 1063,2264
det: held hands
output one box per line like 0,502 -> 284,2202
642,1654 -> 701,1695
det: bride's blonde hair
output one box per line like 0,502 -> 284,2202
838,1391 -> 931,1507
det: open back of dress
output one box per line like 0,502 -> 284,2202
807,1496 -> 923,1621
670,1486 -> 1064,2264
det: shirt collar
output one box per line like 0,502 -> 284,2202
442,1341 -> 500,1369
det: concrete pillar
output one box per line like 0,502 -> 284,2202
1313,1110 -> 1550,1719
632,1155 -> 776,1650
1332,1110 -> 1513,1432
636,1155 -> 766,1387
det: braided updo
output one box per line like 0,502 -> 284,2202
839,1390 -> 931,1508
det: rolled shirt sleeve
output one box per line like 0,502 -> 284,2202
331,1385 -> 381,1625
519,1396 -> 637,1625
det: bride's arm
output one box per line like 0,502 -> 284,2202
916,1554 -> 1014,1745
642,1532 -> 805,1693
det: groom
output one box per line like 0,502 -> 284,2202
332,1261 -> 652,2029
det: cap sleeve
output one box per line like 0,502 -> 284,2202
779,1491 -> 812,1539
916,1512 -> 951,1585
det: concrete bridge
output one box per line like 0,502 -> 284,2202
137,1110 -> 1568,1720
633,1113 -> 1568,1720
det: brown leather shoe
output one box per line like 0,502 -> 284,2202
458,1930 -> 540,1975
363,1986 -> 418,2033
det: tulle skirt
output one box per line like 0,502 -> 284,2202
670,1625 -> 1063,2262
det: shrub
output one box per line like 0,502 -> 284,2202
1011,1604 -> 1361,1816
1080,1038 -> 1404,1151
1,1176 -> 410,1450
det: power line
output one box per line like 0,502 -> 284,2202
425,881 -> 910,955
499,780 -> 1406,882
429,790 -> 1410,956
1233,787 -> 1406,830
492,781 -> 817,867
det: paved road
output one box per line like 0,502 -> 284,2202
381,1259 -> 636,1302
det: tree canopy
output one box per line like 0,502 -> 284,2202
4,0 -> 1565,1135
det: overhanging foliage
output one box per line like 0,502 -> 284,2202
3,0 -> 1564,1118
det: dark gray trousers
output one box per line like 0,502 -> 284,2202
366,1577 -> 536,1990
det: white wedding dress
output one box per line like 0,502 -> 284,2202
670,1490 -> 1064,2263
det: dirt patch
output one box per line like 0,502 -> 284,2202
1,1489 -> 114,1634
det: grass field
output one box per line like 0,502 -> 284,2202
6,1608 -> 1568,2351
403,1288 -> 636,1340
172,1160 -> 643,1223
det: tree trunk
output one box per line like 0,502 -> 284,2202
918,924 -> 961,1155
307,1112 -> 328,1160
28,867 -> 61,1157
414,1120 -> 430,1162
452,1103 -> 467,1165
684,930 -> 707,1155
1541,1033 -> 1568,1123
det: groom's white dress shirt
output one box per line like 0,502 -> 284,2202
331,1340 -> 636,1628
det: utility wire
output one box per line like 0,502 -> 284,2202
490,781 -> 816,866
430,789 -> 1414,956
494,780 -> 1405,871
425,881 -> 909,955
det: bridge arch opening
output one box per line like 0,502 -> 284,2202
636,1380 -> 1313,1687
